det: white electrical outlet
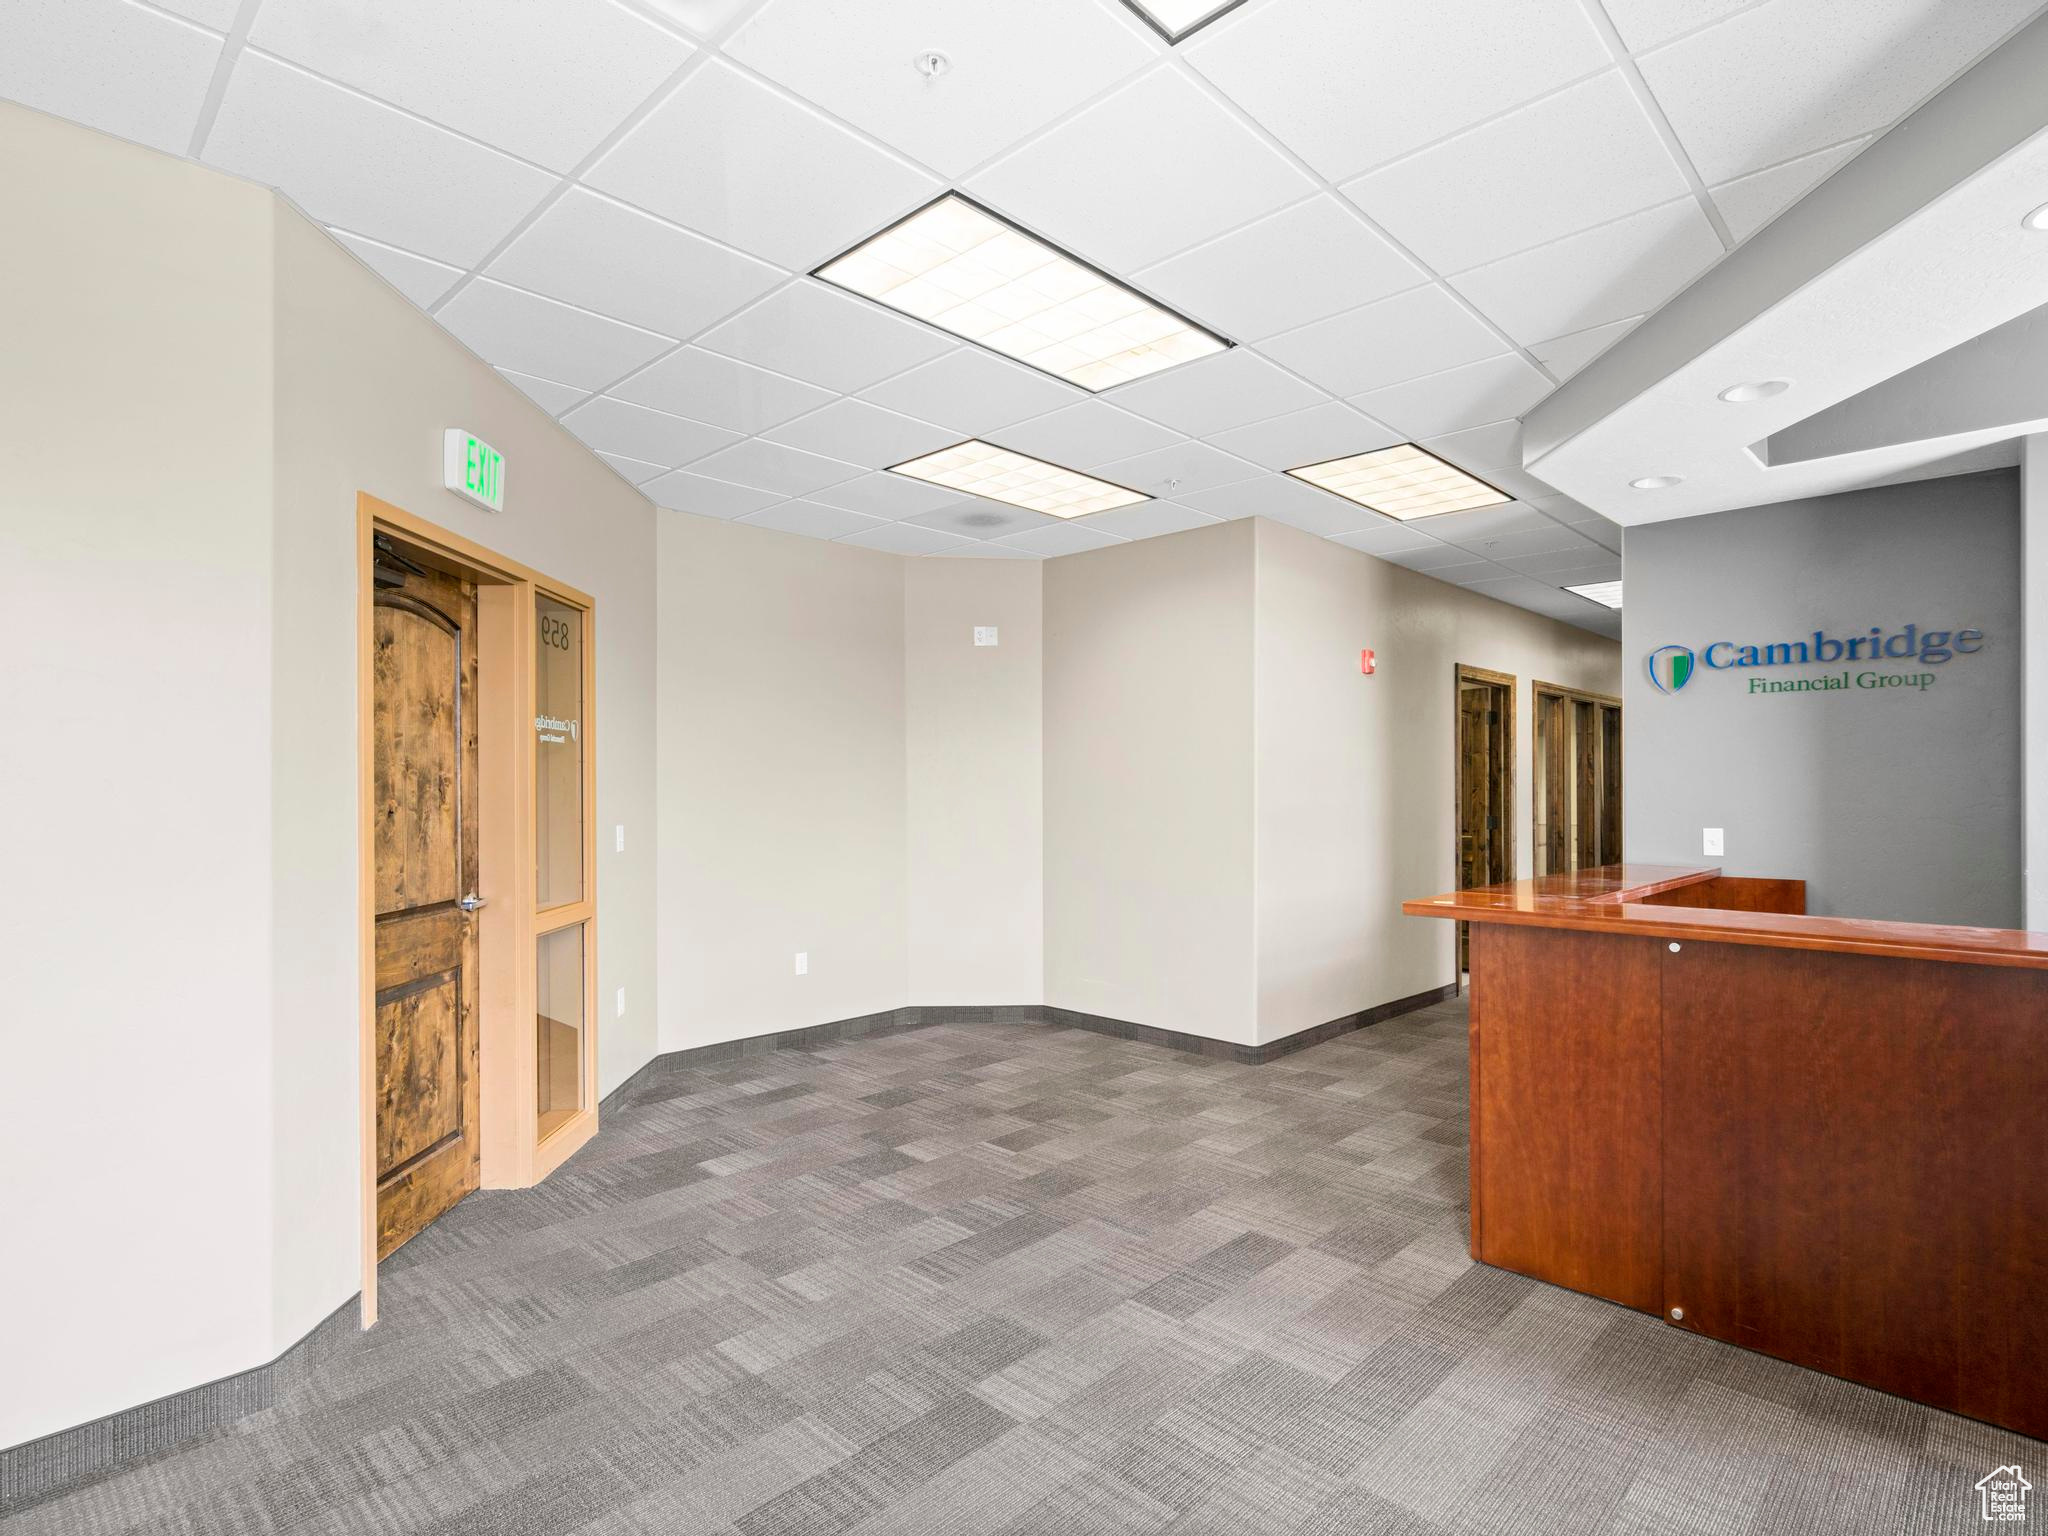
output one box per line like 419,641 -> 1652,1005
615,986 -> 626,1017
794,951 -> 808,976
1703,827 -> 1725,857
615,824 -> 625,852
973,626 -> 998,647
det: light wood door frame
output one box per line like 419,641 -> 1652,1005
1532,680 -> 1622,876
356,493 -> 599,1326
1453,665 -> 1517,982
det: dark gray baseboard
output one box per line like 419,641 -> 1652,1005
14,985 -> 1456,1509
1041,983 -> 1460,1064
607,985 -> 1458,1107
1,1295 -> 359,1514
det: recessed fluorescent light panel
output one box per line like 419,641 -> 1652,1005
1117,0 -> 1249,42
889,440 -> 1149,519
1566,581 -> 1623,609
815,194 -> 1228,391
1286,443 -> 1510,520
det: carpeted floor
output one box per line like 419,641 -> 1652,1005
9,997 -> 2040,1535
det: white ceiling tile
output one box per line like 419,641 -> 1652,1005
1635,0 -> 2041,184
997,524 -> 1128,557
968,66 -> 1315,273
1382,553 -> 1500,580
1260,286 -> 1506,397
1499,545 -> 1622,576
1207,401 -> 1400,471
859,350 -> 1084,437
903,500 -> 1062,540
928,542 -> 1043,559
248,0 -> 691,172
1449,200 -> 1724,348
763,399 -> 957,467
487,189 -> 784,339
1601,0 -> 1752,53
807,473 -> 965,518
596,450 -> 670,485
696,281 -> 955,393
329,229 -> 465,309
1181,475 -> 1377,535
585,59 -> 941,268
1456,573 -> 1587,612
991,401 -> 1183,469
561,395 -> 740,466
207,53 -> 555,266
838,521 -> 979,555
1342,72 -> 1694,275
633,0 -> 755,38
643,469 -> 787,518
1529,316 -> 1641,381
436,279 -> 675,390
612,346 -> 833,434
1710,138 -> 1867,243
1107,350 -> 1325,438
1351,355 -> 1553,441
3,0 -> 221,157
1073,502 -> 1227,541
1422,424 -> 1557,501
1093,440 -> 1263,499
1468,526 -> 1605,560
1184,0 -> 1610,182
725,0 -> 1155,178
1444,563 -> 1532,589
1565,514 -> 1624,553
1135,197 -> 1425,343
740,500 -> 890,539
497,368 -> 586,414
153,0 -> 238,27
1333,523 -> 1456,557
692,438 -> 865,496
1403,502 -> 1556,543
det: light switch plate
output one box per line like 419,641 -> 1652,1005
615,824 -> 625,852
615,987 -> 626,1018
794,952 -> 808,976
1703,827 -> 1724,857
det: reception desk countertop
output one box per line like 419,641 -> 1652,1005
1403,862 -> 2048,970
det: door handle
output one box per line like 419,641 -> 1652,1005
459,893 -> 488,913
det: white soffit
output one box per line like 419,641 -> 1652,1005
1523,9 -> 2048,525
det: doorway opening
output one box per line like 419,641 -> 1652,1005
1532,681 -> 1622,877
1453,665 -> 1516,980
356,494 -> 599,1325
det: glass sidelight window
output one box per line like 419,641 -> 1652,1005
536,923 -> 584,1142
535,594 -> 583,909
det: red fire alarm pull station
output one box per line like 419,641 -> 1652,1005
1360,649 -> 1376,675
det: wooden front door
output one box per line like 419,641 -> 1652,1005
372,541 -> 480,1259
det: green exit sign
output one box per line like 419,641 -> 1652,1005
443,429 -> 505,513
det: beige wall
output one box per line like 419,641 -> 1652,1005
1252,518 -> 1621,1043
1043,519 -> 1259,1044
0,104 -> 279,1452
656,513 -> 910,1047
0,104 -> 660,1451
906,559 -> 1044,1003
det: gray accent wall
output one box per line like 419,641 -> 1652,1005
1623,470 -> 2022,925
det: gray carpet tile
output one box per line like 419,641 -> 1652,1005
7,999 -> 2043,1535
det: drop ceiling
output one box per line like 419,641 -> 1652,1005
10,0 -> 2044,640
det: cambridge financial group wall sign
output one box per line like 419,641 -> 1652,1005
1646,623 -> 1987,697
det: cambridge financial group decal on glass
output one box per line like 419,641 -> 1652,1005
1646,623 -> 1987,698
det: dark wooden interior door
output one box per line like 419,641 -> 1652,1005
1455,679 -> 1508,973
372,545 -> 480,1260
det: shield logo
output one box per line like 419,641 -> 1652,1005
1647,644 -> 1695,695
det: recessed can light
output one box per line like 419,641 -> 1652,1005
1717,379 -> 1790,403
2023,201 -> 2048,231
1630,475 -> 1682,490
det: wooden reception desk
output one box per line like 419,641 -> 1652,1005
1403,866 -> 2047,1440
